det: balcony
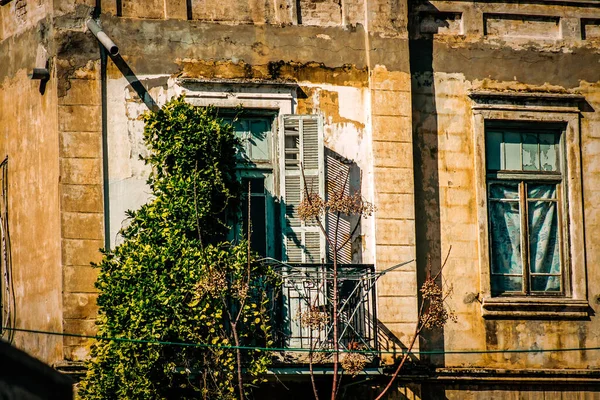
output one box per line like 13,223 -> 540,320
269,263 -> 378,364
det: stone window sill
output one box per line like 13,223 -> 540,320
482,297 -> 590,320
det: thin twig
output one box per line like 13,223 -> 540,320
309,327 -> 320,400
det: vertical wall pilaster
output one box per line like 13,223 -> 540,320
57,60 -> 104,361
370,65 -> 419,356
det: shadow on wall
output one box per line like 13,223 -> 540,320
324,148 -> 363,264
109,53 -> 159,111
283,148 -> 364,264
101,48 -> 160,247
409,0 -> 447,388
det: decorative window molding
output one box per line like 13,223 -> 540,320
175,79 -> 297,114
469,90 -> 589,319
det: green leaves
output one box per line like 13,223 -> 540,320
79,97 -> 275,400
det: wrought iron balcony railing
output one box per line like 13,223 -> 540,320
269,263 -> 378,362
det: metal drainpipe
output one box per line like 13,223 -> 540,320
86,19 -> 119,56
86,16 -> 115,249
100,45 -> 111,250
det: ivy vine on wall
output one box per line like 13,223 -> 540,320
79,96 -> 276,400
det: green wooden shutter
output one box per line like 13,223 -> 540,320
280,115 -> 325,263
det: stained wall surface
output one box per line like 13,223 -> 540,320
407,0 -> 600,375
3,0 -> 600,395
99,2 -> 416,356
0,23 -> 63,365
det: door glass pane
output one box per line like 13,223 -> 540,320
248,119 -> 271,160
241,178 -> 267,257
249,197 -> 267,256
504,132 -> 522,170
523,133 -> 539,171
539,133 -> 559,172
486,131 -> 503,170
242,177 -> 265,194
528,200 -> 561,292
489,200 -> 522,277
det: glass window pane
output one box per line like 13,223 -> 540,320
523,133 -> 539,171
527,183 -> 556,200
504,132 -> 522,170
232,120 -> 250,157
491,276 -> 523,295
531,276 -> 561,292
486,131 -> 503,170
248,119 -> 271,160
539,133 -> 559,172
489,182 -> 519,200
528,200 -> 561,282
241,178 -> 265,194
489,200 -> 522,276
233,119 -> 248,138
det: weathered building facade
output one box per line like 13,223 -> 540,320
2,0 -> 600,398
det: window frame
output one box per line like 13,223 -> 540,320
485,124 -> 567,297
470,91 -> 588,319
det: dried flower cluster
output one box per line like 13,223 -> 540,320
195,269 -> 226,297
310,350 -> 330,364
419,278 -> 457,329
327,191 -> 375,217
231,279 -> 249,300
298,190 -> 375,223
340,352 -> 367,377
297,192 -> 326,221
299,306 -> 329,330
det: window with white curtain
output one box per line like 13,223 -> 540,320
485,125 -> 565,296
470,91 -> 588,318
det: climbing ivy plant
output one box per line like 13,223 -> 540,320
79,96 -> 276,400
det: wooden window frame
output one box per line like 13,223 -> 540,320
485,125 -> 566,297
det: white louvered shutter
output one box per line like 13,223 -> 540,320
280,115 -> 325,263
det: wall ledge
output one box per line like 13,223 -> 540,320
429,367 -> 600,385
468,90 -> 585,102
481,297 -> 590,319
